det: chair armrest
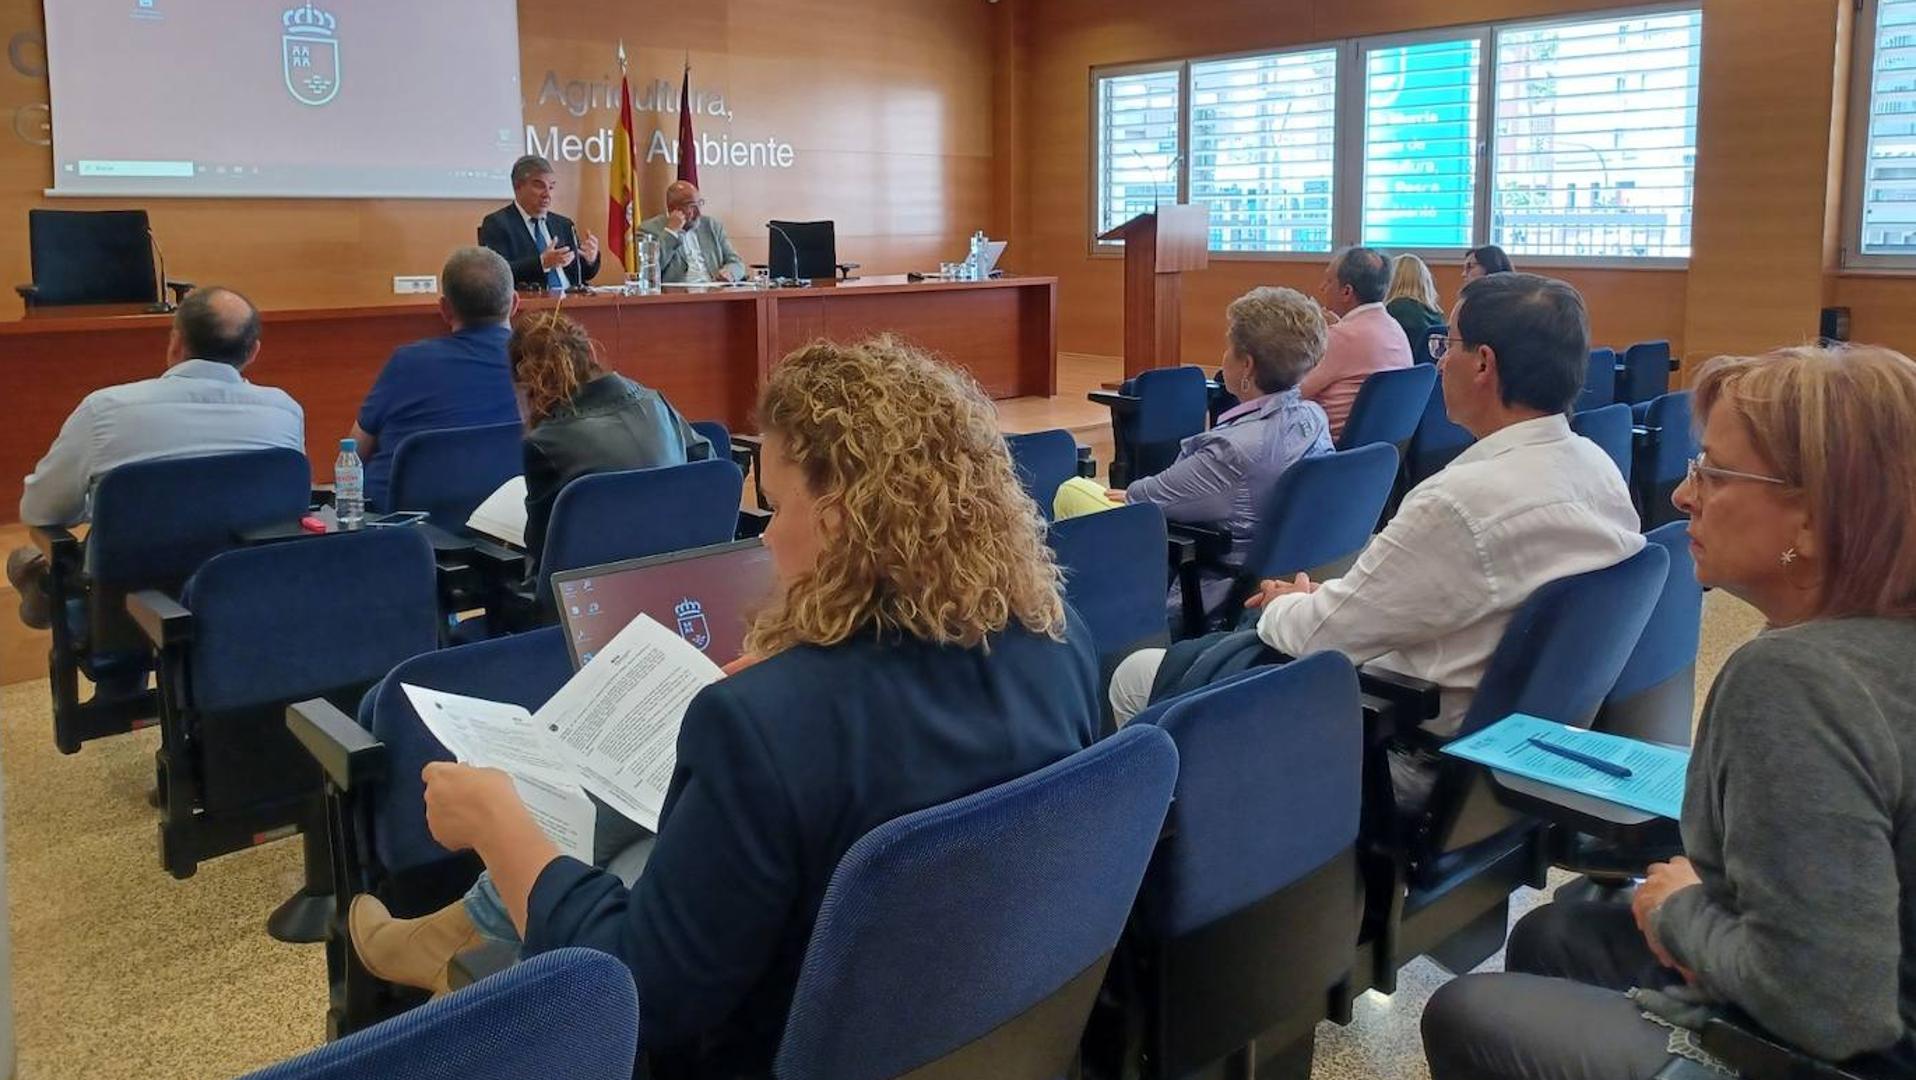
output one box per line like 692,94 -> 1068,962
1167,521 -> 1235,568
28,524 -> 80,563
128,589 -> 193,647
1087,389 -> 1140,416
287,697 -> 386,792
1075,444 -> 1098,479
468,537 -> 528,574
1485,772 -> 1681,848
737,507 -> 772,539
1699,1014 -> 1865,1080
15,284 -> 39,304
447,939 -> 520,991
1356,663 -> 1442,746
164,280 -> 194,304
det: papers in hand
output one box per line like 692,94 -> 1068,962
401,614 -> 726,860
1441,713 -> 1689,820
465,475 -> 528,548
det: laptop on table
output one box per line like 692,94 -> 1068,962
551,538 -> 779,669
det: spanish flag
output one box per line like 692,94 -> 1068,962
607,42 -> 638,271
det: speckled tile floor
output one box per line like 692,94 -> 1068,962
0,590 -> 1764,1079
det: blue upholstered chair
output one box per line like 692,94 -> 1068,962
1595,522 -> 1701,746
1579,347 -> 1619,412
1047,502 -> 1171,678
289,627 -> 574,1037
1572,402 -> 1635,485
1618,339 -> 1674,412
1338,363 -> 1439,454
1112,654 -> 1364,1078
689,420 -> 732,464
238,948 -> 639,1080
1007,429 -> 1081,520
1355,542 -> 1669,992
1633,390 -> 1698,531
31,448 -> 313,754
1405,364 -> 1474,485
385,421 -> 523,526
1091,365 -> 1209,488
131,527 -> 441,944
773,725 -> 1179,1080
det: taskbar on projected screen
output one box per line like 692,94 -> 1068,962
49,159 -> 515,199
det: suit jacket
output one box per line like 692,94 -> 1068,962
638,213 -> 747,283
477,204 -> 601,289
523,612 -> 1101,1077
521,373 -> 713,569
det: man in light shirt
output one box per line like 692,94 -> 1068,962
639,180 -> 747,284
1110,273 -> 1643,738
7,286 -> 306,628
1300,245 -> 1414,440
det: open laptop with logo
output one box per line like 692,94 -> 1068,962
551,538 -> 779,669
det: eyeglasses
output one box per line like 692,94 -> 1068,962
1427,333 -> 1465,361
1685,453 -> 1787,492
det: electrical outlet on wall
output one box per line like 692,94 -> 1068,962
392,275 -> 438,295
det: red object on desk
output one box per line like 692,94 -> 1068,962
299,516 -> 329,534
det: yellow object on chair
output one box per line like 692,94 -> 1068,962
1054,476 -> 1125,520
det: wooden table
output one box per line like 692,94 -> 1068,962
0,275 -> 1057,519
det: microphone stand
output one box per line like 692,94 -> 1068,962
766,221 -> 809,287
147,227 -> 175,314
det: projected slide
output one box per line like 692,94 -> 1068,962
44,0 -> 523,199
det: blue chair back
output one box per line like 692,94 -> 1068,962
239,947 -> 639,1080
775,725 -> 1179,1080
1407,370 -> 1474,484
1338,364 -> 1439,452
89,448 -> 312,591
1579,348 -> 1618,412
387,421 -> 524,526
1599,522 -> 1701,745
362,627 -> 574,877
1007,429 -> 1080,520
690,420 -> 731,463
181,528 -> 440,717
1136,654 -> 1360,937
1635,390 -> 1697,531
1572,403 -> 1634,484
1240,444 -> 1398,587
1458,542 -> 1669,737
1048,502 -> 1169,661
1619,340 -> 1673,405
1128,366 -> 1210,446
540,459 -> 744,591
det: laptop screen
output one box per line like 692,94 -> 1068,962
551,539 -> 779,669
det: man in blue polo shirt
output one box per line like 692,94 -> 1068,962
351,246 -> 522,509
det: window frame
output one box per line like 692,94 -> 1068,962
1086,2 -> 1702,269
1844,0 -> 1916,272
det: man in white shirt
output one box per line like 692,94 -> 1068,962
638,181 -> 747,284
1110,273 -> 1643,736
7,286 -> 306,628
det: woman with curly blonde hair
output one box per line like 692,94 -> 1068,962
354,336 -> 1100,1077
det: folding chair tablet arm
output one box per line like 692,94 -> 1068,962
1700,1014 -> 1871,1080
1088,389 -> 1140,416
287,697 -> 387,794
127,589 -> 194,649
28,523 -> 81,564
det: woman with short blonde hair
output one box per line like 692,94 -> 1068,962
1425,344 -> 1916,1079
353,335 -> 1100,1077
1384,253 -> 1444,359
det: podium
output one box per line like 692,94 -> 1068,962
1098,204 -> 1209,378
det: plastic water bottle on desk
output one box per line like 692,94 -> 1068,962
966,231 -> 986,280
335,437 -> 365,531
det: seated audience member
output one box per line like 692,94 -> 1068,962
1300,246 -> 1413,439
1090,286 -> 1332,618
1109,273 -> 1642,734
507,312 -> 713,567
1462,243 -> 1515,285
1423,344 -> 1916,1080
350,247 -> 522,510
1385,253 -> 1445,356
7,286 -> 304,630
347,336 -> 1100,1076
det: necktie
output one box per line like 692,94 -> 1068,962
533,217 -> 567,292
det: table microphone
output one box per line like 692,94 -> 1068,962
766,221 -> 806,286
147,226 -> 176,314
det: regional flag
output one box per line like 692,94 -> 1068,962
607,43 -> 638,270
676,58 -> 699,186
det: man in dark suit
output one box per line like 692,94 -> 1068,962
476,154 -> 601,291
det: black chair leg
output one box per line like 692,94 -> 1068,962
267,803 -> 333,944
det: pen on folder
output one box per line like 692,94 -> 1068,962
1526,736 -> 1633,779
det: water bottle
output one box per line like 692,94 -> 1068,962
335,437 -> 364,531
967,231 -> 986,280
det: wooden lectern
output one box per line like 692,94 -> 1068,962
1098,204 -> 1209,378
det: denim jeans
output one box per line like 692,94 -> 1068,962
463,835 -> 657,945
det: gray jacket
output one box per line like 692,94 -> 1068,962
1652,617 -> 1916,1071
637,214 -> 747,283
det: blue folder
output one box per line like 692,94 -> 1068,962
1441,713 -> 1690,820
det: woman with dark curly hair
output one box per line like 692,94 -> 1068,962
350,335 -> 1101,1077
507,311 -> 711,566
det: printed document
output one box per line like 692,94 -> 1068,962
465,475 -> 529,548
1440,713 -> 1690,820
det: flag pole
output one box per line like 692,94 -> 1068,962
618,40 -> 636,274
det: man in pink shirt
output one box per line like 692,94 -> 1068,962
1300,246 -> 1413,439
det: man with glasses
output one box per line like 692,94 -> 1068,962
478,154 -> 602,291
639,180 -> 747,284
1111,273 -> 1644,742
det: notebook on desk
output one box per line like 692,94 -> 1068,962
1440,713 -> 1690,820
550,538 -> 779,669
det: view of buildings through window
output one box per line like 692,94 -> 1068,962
1859,0 -> 1916,256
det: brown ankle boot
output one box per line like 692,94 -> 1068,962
349,895 -> 482,994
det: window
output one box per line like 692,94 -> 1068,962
1362,37 -> 1484,249
1852,0 -> 1916,261
1094,68 -> 1181,240
1189,49 -> 1340,253
1490,11 -> 1701,258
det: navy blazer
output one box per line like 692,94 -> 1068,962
523,611 -> 1101,1077
476,204 -> 600,289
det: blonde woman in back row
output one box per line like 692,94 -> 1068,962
1384,253 -> 1444,359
